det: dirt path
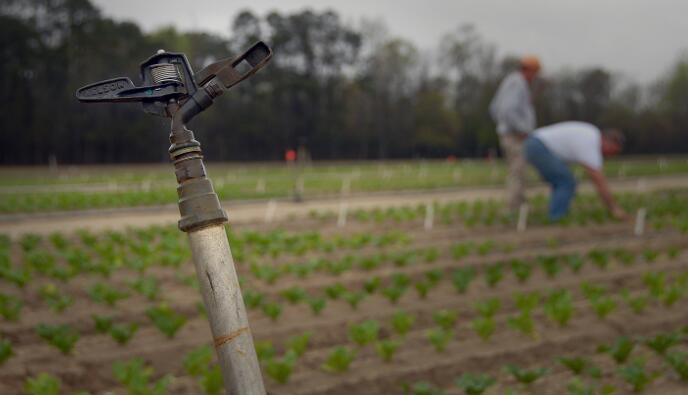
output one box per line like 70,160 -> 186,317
2,175 -> 687,237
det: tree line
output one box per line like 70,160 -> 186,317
1,0 -> 687,164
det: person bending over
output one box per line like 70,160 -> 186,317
524,121 -> 627,221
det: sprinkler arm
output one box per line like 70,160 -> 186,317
176,41 -> 272,124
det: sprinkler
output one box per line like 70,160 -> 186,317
77,42 -> 273,395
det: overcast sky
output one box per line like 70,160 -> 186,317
92,0 -> 687,83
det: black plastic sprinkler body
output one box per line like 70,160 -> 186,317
77,42 -> 273,395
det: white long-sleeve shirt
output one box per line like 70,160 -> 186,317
489,71 -> 536,135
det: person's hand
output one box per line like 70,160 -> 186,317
610,205 -> 628,221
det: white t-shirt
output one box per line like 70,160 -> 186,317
533,121 -> 603,170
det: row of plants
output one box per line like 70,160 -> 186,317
238,243 -> 685,320
402,328 -> 688,394
5,159 -> 686,213
328,189 -> 688,230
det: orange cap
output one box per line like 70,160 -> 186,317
520,55 -> 541,71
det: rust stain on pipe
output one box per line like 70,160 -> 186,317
214,327 -> 249,348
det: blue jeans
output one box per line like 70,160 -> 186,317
524,136 -> 576,221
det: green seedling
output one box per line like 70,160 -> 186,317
36,324 -> 79,354
544,289 -> 574,327
254,340 -> 275,362
423,248 -> 440,263
485,263 -> 504,288
307,297 -> 326,315
515,291 -> 540,313
325,283 -> 347,300
199,365 -> 222,395
613,249 -> 635,266
184,345 -> 213,376
88,283 -> 129,307
414,280 -> 432,299
425,269 -> 442,285
363,277 -> 381,294
566,254 -> 585,273
642,249 -> 659,264
510,259 -> 532,283
93,314 -> 113,333
146,304 -> 187,338
261,302 -> 282,322
391,310 -> 415,336
382,285 -> 406,304
242,290 -> 265,310
618,358 -> 656,392
0,293 -> 23,321
0,338 -> 12,366
39,284 -> 72,312
622,290 -> 649,314
588,250 -> 610,270
130,277 -> 160,301
113,358 -> 171,395
349,320 -> 380,346
391,273 -> 411,288
375,339 -> 401,363
507,312 -> 535,338
643,332 -> 681,355
286,331 -> 311,357
452,267 -> 475,294
455,373 -> 496,395
109,323 -> 138,345
474,297 -> 500,318
24,373 -> 61,395
660,284 -> 683,307
590,296 -> 617,319
558,356 -> 600,377
343,291 -> 366,310
504,364 -> 548,386
265,350 -> 297,384
322,346 -> 356,373
597,336 -> 635,364
538,255 -> 561,278
643,272 -> 665,298
566,378 -> 615,395
426,328 -> 453,352
666,351 -> 688,381
433,309 -> 458,330
402,381 -> 445,395
472,316 -> 496,342
451,243 -> 473,260
281,286 -> 307,305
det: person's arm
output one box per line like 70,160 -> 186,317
582,164 -> 627,220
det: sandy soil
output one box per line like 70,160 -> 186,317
1,217 -> 687,394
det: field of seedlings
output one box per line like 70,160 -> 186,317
1,158 -> 687,214
2,166 -> 688,394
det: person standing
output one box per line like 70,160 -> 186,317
489,56 -> 541,213
524,121 -> 627,221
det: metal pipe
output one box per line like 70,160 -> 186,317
188,225 -> 266,395
168,110 -> 265,394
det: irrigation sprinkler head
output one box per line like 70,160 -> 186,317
76,41 -> 272,124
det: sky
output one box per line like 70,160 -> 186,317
92,0 -> 687,83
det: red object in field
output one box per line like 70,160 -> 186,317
446,155 -> 457,163
285,149 -> 297,162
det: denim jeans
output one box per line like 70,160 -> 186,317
524,136 -> 576,221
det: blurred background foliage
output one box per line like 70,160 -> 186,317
1,0 -> 687,164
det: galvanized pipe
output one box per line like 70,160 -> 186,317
188,225 -> 266,395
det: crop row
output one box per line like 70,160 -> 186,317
246,273 -> 688,386
3,159 -> 687,213
403,327 -> 688,394
242,243 -> 685,315
311,189 -> 688,231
